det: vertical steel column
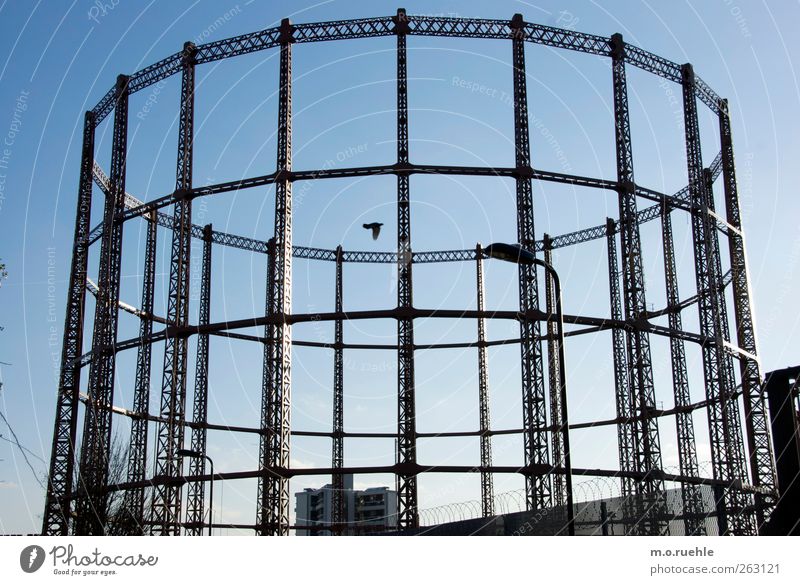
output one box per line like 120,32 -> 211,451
719,99 -> 776,529
475,245 -> 494,517
331,245 -> 345,532
660,206 -> 706,535
705,166 -> 753,531
511,13 -> 551,512
543,236 -> 565,508
393,8 -> 419,530
75,75 -> 129,535
681,63 -> 752,535
185,224 -> 213,535
151,42 -> 196,536
120,213 -> 158,534
605,219 -> 638,534
610,34 -> 666,535
42,111 -> 96,536
257,18 -> 294,536
257,238 -> 276,533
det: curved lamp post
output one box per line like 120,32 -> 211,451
178,448 -> 214,536
482,242 -> 575,536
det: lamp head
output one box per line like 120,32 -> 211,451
482,242 -> 536,265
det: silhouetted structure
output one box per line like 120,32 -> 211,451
42,9 -> 777,536
763,367 -> 800,535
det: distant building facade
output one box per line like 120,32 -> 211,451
294,475 -> 398,535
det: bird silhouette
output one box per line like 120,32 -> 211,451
363,222 -> 383,240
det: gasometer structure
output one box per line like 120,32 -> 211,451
42,10 -> 776,536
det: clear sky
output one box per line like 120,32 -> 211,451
0,0 -> 798,535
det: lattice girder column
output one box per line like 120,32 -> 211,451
681,63 -> 752,535
475,245 -> 495,517
705,166 -> 753,531
75,74 -> 130,536
42,111 -> 96,536
151,41 -> 197,536
660,207 -> 706,535
120,213 -> 158,534
511,13 -> 551,512
394,8 -> 419,530
331,245 -> 345,532
543,236 -> 565,508
610,33 -> 666,535
256,18 -> 293,535
719,99 -> 777,530
604,219 -> 638,534
185,224 -> 213,535
257,238 -> 277,534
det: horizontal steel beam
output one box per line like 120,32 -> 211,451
82,382 -> 743,440
77,305 -> 741,369
114,163 -> 615,222
89,13 -> 724,127
91,155 -> 726,260
99,464 -> 755,496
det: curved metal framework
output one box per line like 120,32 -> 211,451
43,9 -> 776,536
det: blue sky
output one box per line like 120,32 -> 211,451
0,0 -> 798,535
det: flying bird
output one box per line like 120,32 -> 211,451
363,222 -> 383,240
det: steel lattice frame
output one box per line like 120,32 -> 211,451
718,100 -> 776,528
543,237 -> 565,509
611,34 -> 668,536
185,225 -> 213,535
150,42 -> 196,536
394,10 -> 418,530
660,206 -> 706,536
512,14 -> 552,512
605,219 -> 639,533
331,246 -> 345,533
41,111 -> 95,536
475,248 -> 495,517
42,10 -> 776,537
256,19 -> 294,536
74,75 -> 129,536
118,211 -> 157,534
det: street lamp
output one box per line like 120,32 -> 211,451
178,449 -> 214,536
482,242 -> 575,536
